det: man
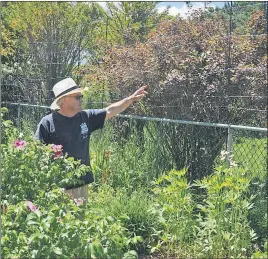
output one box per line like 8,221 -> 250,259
35,77 -> 147,201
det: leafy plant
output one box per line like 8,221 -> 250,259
251,241 -> 268,259
1,194 -> 138,259
152,169 -> 195,255
86,186 -> 160,254
1,114 -> 139,259
1,137 -> 89,204
194,164 -> 256,258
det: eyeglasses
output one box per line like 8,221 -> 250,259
66,94 -> 83,100
75,95 -> 83,100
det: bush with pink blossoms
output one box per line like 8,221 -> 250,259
0,112 -> 90,204
50,144 -> 63,159
1,190 -> 139,259
1,109 -> 140,259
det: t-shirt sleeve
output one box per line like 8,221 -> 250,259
85,109 -> 106,132
35,120 -> 49,143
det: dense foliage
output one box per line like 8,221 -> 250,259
1,2 -> 267,258
78,3 -> 267,180
1,107 -> 267,258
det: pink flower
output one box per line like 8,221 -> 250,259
54,151 -> 62,159
25,200 -> 39,213
13,140 -> 28,150
74,197 -> 84,206
51,144 -> 63,151
51,144 -> 63,152
50,144 -> 63,159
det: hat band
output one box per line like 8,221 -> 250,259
55,86 -> 79,99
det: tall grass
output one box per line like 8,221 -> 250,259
90,118 -> 267,187
90,119 -> 173,190
232,137 -> 267,180
86,186 -> 161,254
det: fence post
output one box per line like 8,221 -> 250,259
17,102 -> 21,131
226,126 -> 233,167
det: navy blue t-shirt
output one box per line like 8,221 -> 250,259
35,109 -> 106,188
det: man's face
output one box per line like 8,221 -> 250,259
63,93 -> 83,112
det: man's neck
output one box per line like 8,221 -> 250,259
58,109 -> 78,118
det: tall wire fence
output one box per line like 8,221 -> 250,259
1,2 -> 267,182
2,102 -> 267,184
0,4 -> 267,258
1,2 -> 267,120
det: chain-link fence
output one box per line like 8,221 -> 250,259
1,3 -> 267,258
1,0 -> 267,184
1,2 -> 267,127
2,102 -> 267,183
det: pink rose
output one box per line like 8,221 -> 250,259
50,144 -> 63,159
75,197 -> 84,206
25,200 -> 39,213
13,140 -> 28,150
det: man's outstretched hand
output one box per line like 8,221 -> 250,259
105,85 -> 148,120
130,85 -> 148,102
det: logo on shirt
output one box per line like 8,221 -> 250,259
80,122 -> 88,139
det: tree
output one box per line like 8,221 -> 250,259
81,8 -> 266,180
98,2 -> 170,46
203,1 -> 264,34
2,2 -> 104,104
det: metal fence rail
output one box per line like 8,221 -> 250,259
1,102 -> 267,181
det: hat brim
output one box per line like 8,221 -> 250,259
50,88 -> 83,110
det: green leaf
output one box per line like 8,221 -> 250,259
131,235 -> 143,244
123,250 -> 138,259
27,220 -> 39,226
34,209 -> 41,218
27,213 -> 38,221
31,250 -> 39,258
53,247 -> 62,255
91,241 -> 105,258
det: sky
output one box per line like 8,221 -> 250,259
97,1 -> 226,18
157,2 -> 226,17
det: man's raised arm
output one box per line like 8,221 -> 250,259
105,85 -> 148,120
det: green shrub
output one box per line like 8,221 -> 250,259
151,169 -> 195,255
1,192 -> 138,259
1,138 -> 89,204
194,164 -> 257,258
86,186 -> 161,254
0,112 -> 139,259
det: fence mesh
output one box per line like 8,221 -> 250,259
1,3 -> 268,258
1,103 -> 266,184
1,2 -> 267,127
0,0 -> 267,197
231,129 -> 267,178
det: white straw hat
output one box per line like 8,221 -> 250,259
50,78 -> 82,110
